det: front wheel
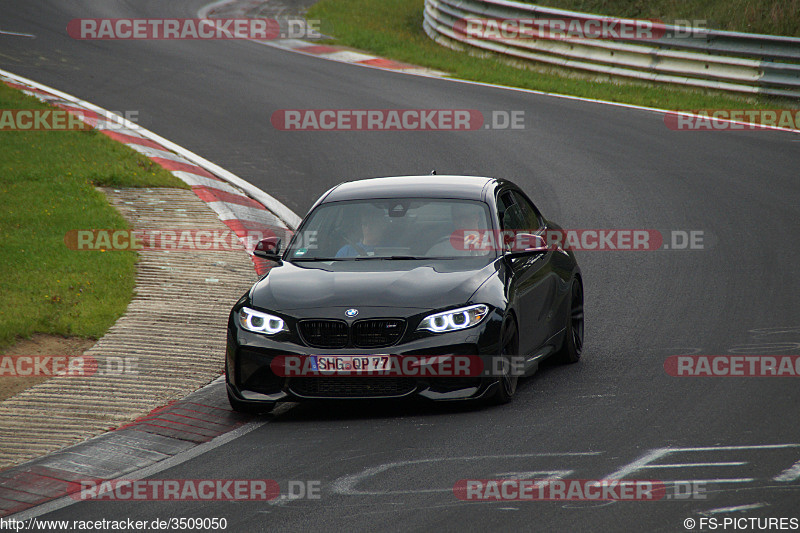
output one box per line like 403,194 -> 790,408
489,317 -> 519,405
553,279 -> 583,364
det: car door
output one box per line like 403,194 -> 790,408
497,189 -> 555,356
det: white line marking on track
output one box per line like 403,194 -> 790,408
641,462 -> 747,468
332,453 -> 598,496
774,459 -> 800,482
668,445 -> 800,452
663,479 -> 756,484
604,444 -> 800,481
700,502 -> 768,515
603,448 -> 671,480
494,470 -> 571,481
0,29 -> 35,38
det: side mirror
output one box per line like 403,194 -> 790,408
504,233 -> 549,258
254,237 -> 282,261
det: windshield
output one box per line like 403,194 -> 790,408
285,198 -> 494,261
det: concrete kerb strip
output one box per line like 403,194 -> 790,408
0,71 -> 301,516
2,378 -> 270,520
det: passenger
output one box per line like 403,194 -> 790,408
426,204 -> 486,256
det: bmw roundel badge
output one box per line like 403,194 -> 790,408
345,308 -> 359,318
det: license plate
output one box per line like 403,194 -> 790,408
312,355 -> 392,373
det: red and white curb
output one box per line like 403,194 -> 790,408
0,69 -> 291,517
265,38 -> 446,77
0,68 -> 301,276
198,0 -> 445,78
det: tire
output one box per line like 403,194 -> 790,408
489,317 -> 519,405
553,279 -> 583,364
227,387 -> 275,414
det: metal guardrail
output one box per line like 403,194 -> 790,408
423,0 -> 800,99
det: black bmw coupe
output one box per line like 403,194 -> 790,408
225,175 -> 583,412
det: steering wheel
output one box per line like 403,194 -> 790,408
425,235 -> 455,255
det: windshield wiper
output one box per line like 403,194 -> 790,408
291,256 -> 458,262
353,255 -> 454,261
289,257 -> 347,262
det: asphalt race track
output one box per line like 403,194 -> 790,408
1,1 -> 799,531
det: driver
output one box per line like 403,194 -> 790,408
336,208 -> 388,257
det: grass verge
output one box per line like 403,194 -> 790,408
0,81 -> 188,351
307,0 -> 798,114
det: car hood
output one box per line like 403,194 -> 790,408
250,260 -> 496,312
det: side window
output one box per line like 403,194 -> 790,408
497,191 -> 524,231
510,191 -> 543,231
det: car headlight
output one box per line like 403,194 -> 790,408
239,306 -> 287,335
417,304 -> 489,333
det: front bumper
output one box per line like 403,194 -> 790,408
225,321 -> 503,404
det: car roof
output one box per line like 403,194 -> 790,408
322,175 -> 498,202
